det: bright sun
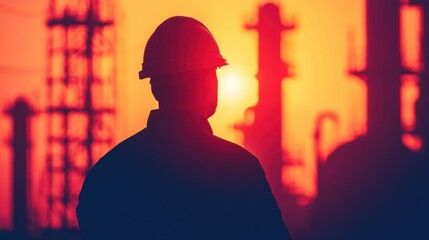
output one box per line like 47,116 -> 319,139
218,71 -> 245,100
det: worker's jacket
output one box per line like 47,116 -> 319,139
77,109 -> 290,239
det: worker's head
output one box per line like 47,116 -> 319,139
139,16 -> 227,118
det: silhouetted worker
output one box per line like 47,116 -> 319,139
76,16 -> 290,240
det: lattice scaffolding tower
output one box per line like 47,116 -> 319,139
45,0 -> 116,229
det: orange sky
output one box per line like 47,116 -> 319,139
0,0 -> 421,228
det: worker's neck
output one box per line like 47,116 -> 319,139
158,101 -> 208,119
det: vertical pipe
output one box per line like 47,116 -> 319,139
416,2 -> 429,151
366,0 -> 402,141
256,3 -> 284,201
62,17 -> 70,228
46,0 -> 55,229
85,0 -> 95,171
8,99 -> 33,240
241,3 -> 294,217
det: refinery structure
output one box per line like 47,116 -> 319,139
45,0 -> 116,231
3,0 -> 116,239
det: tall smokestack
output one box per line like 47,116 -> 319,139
238,3 -> 294,204
6,98 -> 33,240
366,0 -> 402,141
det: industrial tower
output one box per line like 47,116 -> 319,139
410,0 -> 429,153
6,99 -> 34,240
313,0 -> 424,239
237,2 -> 295,214
45,0 -> 116,231
348,0 -> 403,141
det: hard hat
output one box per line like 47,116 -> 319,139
139,16 -> 228,79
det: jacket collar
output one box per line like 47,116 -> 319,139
147,109 -> 213,134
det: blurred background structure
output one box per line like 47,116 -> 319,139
45,0 -> 116,233
0,0 -> 428,239
5,99 -> 34,240
313,0 -> 427,239
2,0 -> 116,239
235,2 -> 297,227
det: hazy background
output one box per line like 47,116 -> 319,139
0,0 -> 420,228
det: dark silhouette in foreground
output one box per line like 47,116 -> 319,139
312,0 -> 428,239
76,16 -> 290,239
313,136 -> 424,240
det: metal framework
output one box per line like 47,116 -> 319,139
45,0 -> 116,230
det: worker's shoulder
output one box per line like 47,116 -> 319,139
90,129 -> 149,169
209,134 -> 258,160
80,129 -> 150,189
206,135 -> 266,179
113,128 -> 151,152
